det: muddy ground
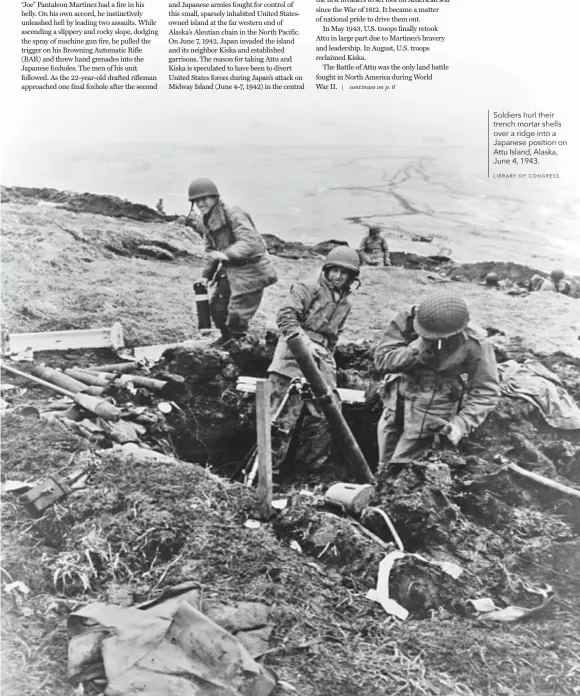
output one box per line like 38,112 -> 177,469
1,188 -> 580,696
2,335 -> 580,696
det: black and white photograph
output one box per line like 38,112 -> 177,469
1,0 -> 579,694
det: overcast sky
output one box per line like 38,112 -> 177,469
1,0 -> 578,152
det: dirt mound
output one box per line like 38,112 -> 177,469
262,234 -> 350,260
1,185 -> 168,223
263,233 -> 454,273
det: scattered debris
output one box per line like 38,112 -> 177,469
3,581 -> 30,596
499,359 -> 580,429
469,584 -> 554,622
18,466 -> 94,518
11,405 -> 40,419
366,551 -> 410,620
367,550 -> 464,620
1,480 -> 32,495
324,482 -> 375,515
495,454 -> 580,501
67,585 -> 277,695
1,362 -> 122,421
244,519 -> 262,529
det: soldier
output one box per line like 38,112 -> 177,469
374,290 -> 500,468
530,269 -> 571,295
358,225 -> 391,267
155,198 -> 165,215
484,271 -> 500,288
267,246 -> 361,473
188,178 -> 278,343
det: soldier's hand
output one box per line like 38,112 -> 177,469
208,250 -> 228,263
301,333 -> 327,360
311,342 -> 328,359
440,421 -> 463,446
415,337 -> 436,361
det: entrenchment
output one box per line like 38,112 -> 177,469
151,336 -> 580,616
2,336 -> 580,696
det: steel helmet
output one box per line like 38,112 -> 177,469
323,246 -> 361,277
187,177 -> 219,201
414,290 -> 470,340
550,268 -> 565,283
485,271 -> 499,286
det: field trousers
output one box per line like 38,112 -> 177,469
209,271 -> 264,339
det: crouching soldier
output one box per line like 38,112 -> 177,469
188,177 -> 278,343
358,225 -> 391,267
267,246 -> 361,473
374,290 -> 500,469
530,269 -> 571,295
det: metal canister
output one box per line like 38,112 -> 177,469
193,281 -> 212,332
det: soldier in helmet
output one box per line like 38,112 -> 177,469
484,271 -> 499,288
530,268 -> 571,295
267,246 -> 361,473
188,177 -> 278,343
374,290 -> 500,467
358,225 -> 391,267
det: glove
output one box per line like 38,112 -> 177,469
207,250 -> 228,263
440,421 -> 463,446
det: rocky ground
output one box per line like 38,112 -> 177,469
1,188 -> 580,696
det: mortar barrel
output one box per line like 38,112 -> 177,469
286,332 -> 375,484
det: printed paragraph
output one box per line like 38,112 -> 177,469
315,0 -> 450,91
489,110 -> 569,180
168,1 -> 304,92
20,0 -> 159,91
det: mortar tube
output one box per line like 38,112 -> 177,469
286,331 -> 376,484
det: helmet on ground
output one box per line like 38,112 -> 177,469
322,246 -> 361,276
485,271 -> 499,286
414,290 -> 470,340
188,178 -> 219,201
550,268 -> 565,283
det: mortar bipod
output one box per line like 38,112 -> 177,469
244,377 -> 305,488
